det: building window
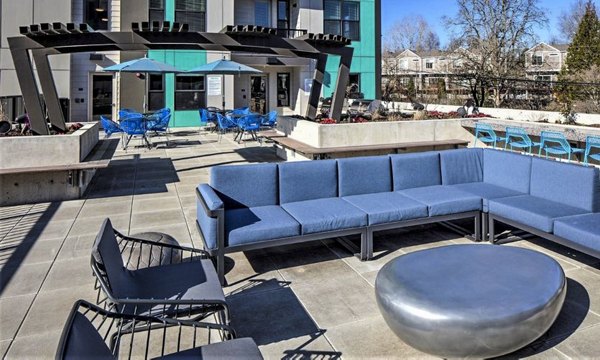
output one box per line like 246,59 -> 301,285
278,0 -> 290,29
255,0 -> 271,27
277,73 -> 290,107
532,55 -> 543,66
148,74 -> 165,111
84,0 -> 109,30
324,0 -> 360,41
175,75 -> 206,110
426,62 -> 433,69
149,0 -> 164,22
175,0 -> 206,31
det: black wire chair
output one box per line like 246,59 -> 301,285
56,300 -> 263,359
91,218 -> 229,324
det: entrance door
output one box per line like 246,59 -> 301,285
91,74 -> 113,121
250,75 -> 268,114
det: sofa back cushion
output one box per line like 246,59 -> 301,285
210,163 -> 278,209
279,160 -> 338,204
483,149 -> 532,193
391,152 -> 441,190
338,156 -> 392,196
530,157 -> 600,212
440,148 -> 483,185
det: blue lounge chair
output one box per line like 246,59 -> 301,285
584,135 -> 600,165
504,126 -> 541,154
474,123 -> 505,148
120,115 -> 151,149
538,130 -> 584,161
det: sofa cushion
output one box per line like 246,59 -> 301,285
483,149 -> 532,193
440,148 -> 483,185
399,185 -> 482,216
391,152 -> 441,190
279,160 -> 338,204
343,192 -> 428,225
451,182 -> 525,212
338,156 -> 392,196
225,206 -> 301,247
488,195 -> 589,232
530,157 -> 600,212
282,198 -> 368,235
210,163 -> 278,209
554,213 -> 600,258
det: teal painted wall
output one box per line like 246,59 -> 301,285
323,0 -> 377,100
148,0 -> 207,127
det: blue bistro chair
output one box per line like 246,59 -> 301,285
229,107 -> 251,116
236,114 -> 261,144
100,116 -> 124,140
200,108 -> 218,131
584,135 -> 600,165
215,113 -> 238,142
538,130 -> 584,161
260,110 -> 278,128
504,126 -> 541,154
120,115 -> 151,150
474,122 -> 505,148
118,108 -> 141,120
146,108 -> 171,134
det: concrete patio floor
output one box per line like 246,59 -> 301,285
2,129 -> 600,359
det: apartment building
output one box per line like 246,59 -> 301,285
0,0 -> 381,127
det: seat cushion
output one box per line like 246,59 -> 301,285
483,149 -> 532,193
225,206 -> 301,246
440,148 -> 483,185
338,156 -> 392,196
126,259 -> 225,316
158,338 -> 263,360
451,182 -> 525,212
210,163 -> 278,209
282,198 -> 368,234
279,160 -> 338,204
488,195 -> 589,232
390,152 -> 441,190
530,157 -> 600,212
399,185 -> 482,216
343,192 -> 428,225
553,213 -> 600,258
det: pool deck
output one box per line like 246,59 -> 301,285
2,129 -> 600,359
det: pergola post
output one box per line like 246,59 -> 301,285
32,50 -> 67,131
329,47 -> 353,122
8,39 -> 49,135
305,54 -> 327,119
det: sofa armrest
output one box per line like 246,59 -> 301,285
196,184 -> 224,217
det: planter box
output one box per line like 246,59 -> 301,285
277,117 -> 473,149
0,123 -> 100,205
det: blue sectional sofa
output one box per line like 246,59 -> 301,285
196,148 -> 600,284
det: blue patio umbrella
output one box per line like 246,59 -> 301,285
103,58 -> 183,112
187,59 -> 262,109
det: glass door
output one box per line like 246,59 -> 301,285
250,75 -> 268,114
91,74 -> 113,121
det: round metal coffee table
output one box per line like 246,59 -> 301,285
375,244 -> 566,359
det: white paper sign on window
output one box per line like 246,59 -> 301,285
207,76 -> 222,96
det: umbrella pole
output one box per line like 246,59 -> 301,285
222,75 -> 225,110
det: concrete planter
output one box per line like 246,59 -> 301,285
277,117 -> 473,149
0,122 -> 100,205
0,122 -> 99,170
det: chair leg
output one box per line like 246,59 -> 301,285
481,212 -> 488,241
488,214 -> 495,243
360,229 -> 372,261
474,213 -> 481,242
217,251 -> 225,286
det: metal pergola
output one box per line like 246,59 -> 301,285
8,22 -> 354,135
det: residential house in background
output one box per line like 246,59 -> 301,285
524,42 -> 568,82
0,0 -> 381,127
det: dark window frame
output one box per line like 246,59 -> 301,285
149,0 -> 165,22
324,0 -> 360,41
175,0 -> 207,32
174,74 -> 206,111
532,54 -> 543,66
84,0 -> 109,30
277,72 -> 291,107
147,74 -> 165,111
277,0 -> 290,29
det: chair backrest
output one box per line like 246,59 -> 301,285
483,149 -> 532,193
120,116 -> 147,135
57,301 -> 115,360
239,114 -> 261,130
586,135 -> 600,153
440,148 -> 484,185
118,109 -> 140,120
279,160 -> 338,204
230,107 -> 250,116
506,126 -> 533,145
540,131 -> 572,151
92,219 -> 129,299
338,156 -> 392,196
390,151 -> 442,190
200,109 -> 209,123
100,116 -> 122,136
216,113 -> 236,129
210,163 -> 279,208
475,123 -> 498,140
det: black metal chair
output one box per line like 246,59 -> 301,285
91,218 -> 229,324
56,300 -> 263,359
